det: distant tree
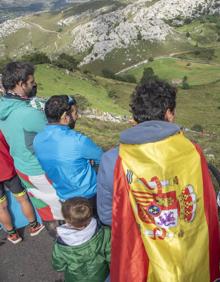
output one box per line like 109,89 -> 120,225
140,67 -> 158,84
193,48 -> 215,60
83,69 -> 91,75
137,31 -> 142,41
184,18 -> 192,24
21,52 -> 51,65
206,48 -> 215,60
123,74 -> 137,83
116,74 -> 137,83
102,69 -> 116,79
197,4 -> 203,11
52,53 -> 79,71
194,49 -> 200,56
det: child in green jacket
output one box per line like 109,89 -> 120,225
52,197 -> 111,282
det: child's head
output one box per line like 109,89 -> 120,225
62,197 -> 93,229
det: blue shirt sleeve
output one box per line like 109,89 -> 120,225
79,134 -> 103,164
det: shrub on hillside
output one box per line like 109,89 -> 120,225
115,74 -> 137,83
21,52 -> 51,64
74,94 -> 91,111
52,53 -> 79,71
191,124 -> 203,132
193,48 -> 215,60
139,67 -> 158,84
137,31 -> 142,41
108,89 -> 118,99
182,76 -> 190,89
184,18 -> 192,24
83,69 -> 91,75
123,74 -> 137,83
102,69 -> 137,83
102,69 -> 115,79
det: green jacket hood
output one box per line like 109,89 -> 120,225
0,97 -> 27,120
52,226 -> 111,282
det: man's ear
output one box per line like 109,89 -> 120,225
60,111 -> 68,123
129,118 -> 137,126
164,108 -> 175,122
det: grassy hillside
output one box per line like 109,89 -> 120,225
34,64 -> 220,168
77,117 -> 128,151
177,82 -> 220,167
126,57 -> 220,86
35,64 -> 132,115
82,37 -> 192,75
1,6 -> 220,75
118,57 -> 220,166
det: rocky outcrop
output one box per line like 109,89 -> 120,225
80,108 -> 129,123
69,0 -> 218,64
58,5 -> 115,26
0,19 -> 30,39
1,0 -> 219,63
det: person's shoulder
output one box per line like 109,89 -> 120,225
24,104 -> 43,114
65,128 -> 81,140
67,130 -> 92,144
99,225 -> 111,243
101,147 -> 119,163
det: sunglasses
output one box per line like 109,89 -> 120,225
68,96 -> 76,107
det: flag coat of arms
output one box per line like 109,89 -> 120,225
111,132 -> 220,282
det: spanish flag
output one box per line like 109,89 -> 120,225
111,132 -> 220,282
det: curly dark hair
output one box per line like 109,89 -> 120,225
45,95 -> 76,123
2,62 -> 35,92
130,79 -> 177,123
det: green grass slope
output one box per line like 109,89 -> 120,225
35,64 -> 132,115
34,64 -> 220,168
126,57 -> 220,86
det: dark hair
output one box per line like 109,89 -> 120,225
130,79 -> 177,123
62,197 -> 93,228
45,95 -> 76,123
2,62 -> 35,92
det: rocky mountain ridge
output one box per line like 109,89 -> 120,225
0,0 -> 91,23
0,0 -> 220,64
70,0 -> 220,64
0,0 -> 90,8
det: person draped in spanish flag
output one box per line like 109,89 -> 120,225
97,79 -> 220,282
